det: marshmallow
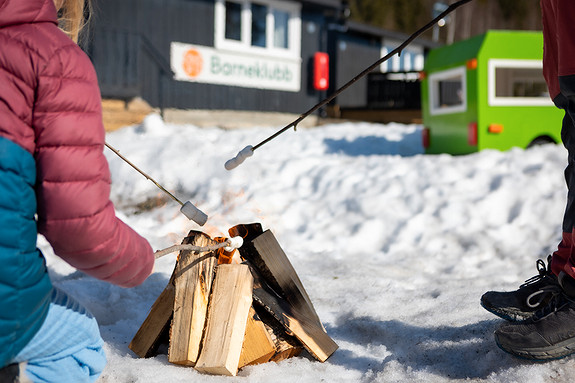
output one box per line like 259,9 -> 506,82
225,145 -> 254,170
180,201 -> 208,226
224,236 -> 244,252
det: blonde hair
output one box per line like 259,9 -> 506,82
56,0 -> 92,43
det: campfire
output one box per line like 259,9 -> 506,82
129,223 -> 338,376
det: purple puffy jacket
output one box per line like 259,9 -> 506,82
0,0 -> 154,288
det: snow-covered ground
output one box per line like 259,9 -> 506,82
41,114 -> 575,382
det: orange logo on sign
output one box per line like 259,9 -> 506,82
183,49 -> 203,78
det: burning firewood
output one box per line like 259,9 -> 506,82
129,224 -> 337,376
169,231 -> 224,366
195,263 -> 253,376
238,307 -> 276,367
128,280 -> 174,358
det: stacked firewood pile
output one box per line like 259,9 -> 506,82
129,223 -> 338,376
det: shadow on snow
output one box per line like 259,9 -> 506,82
323,134 -> 423,158
326,313 -> 530,380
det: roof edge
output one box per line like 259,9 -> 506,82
299,0 -> 341,9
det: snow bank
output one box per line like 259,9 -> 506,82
41,114 -> 575,382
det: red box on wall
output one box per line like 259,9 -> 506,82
313,52 -> 329,91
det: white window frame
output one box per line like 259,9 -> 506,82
379,39 -> 401,73
428,66 -> 467,115
488,59 -> 552,107
215,0 -> 301,60
380,40 -> 424,73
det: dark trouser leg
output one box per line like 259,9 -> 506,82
560,96 -> 575,234
552,106 -> 575,275
554,78 -> 575,277
543,0 -> 575,277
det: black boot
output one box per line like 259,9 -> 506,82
494,271 -> 575,360
481,256 -> 559,321
0,363 -> 21,383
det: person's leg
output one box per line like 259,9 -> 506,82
551,109 -> 575,275
546,0 -> 575,278
12,287 -> 106,383
481,0 -> 573,322
480,0 -> 570,323
492,0 -> 575,361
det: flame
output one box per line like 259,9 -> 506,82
214,236 -> 235,264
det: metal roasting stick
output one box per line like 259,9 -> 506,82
105,142 -> 208,225
105,142 -> 183,205
224,0 -> 473,171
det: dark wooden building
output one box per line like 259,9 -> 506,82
87,0 -> 342,114
86,0 -> 436,120
327,20 -> 439,122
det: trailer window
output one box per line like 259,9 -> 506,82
429,66 -> 467,115
488,59 -> 552,106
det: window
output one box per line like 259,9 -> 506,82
380,42 -> 424,73
215,0 -> 301,59
428,66 -> 467,115
488,59 -> 552,106
273,9 -> 289,49
251,3 -> 267,47
224,1 -> 242,41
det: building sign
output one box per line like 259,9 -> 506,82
171,42 -> 301,92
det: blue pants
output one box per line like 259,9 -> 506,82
12,287 -> 106,383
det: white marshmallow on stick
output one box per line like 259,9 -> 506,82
180,201 -> 208,226
154,236 -> 243,259
105,142 -> 209,226
225,145 -> 253,170
224,236 -> 243,252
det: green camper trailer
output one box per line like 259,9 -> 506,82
421,30 -> 563,155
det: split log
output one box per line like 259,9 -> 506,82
129,231 -> 198,358
228,223 -> 264,243
267,326 -> 304,363
252,304 -> 304,363
195,264 -> 254,376
168,231 -> 219,366
238,229 -> 325,332
233,226 -> 338,362
238,307 -> 276,368
129,282 -> 174,358
252,279 -> 338,362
